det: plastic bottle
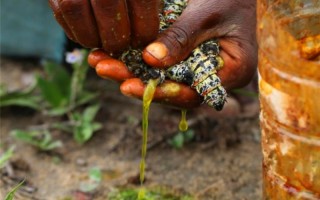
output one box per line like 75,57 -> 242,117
257,0 -> 320,199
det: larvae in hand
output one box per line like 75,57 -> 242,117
119,0 -> 227,111
166,41 -> 227,111
161,0 -> 227,110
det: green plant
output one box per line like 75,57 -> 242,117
0,49 -> 97,115
0,83 -> 41,110
108,188 -> 194,200
4,180 -> 25,200
168,129 -> 195,149
4,49 -> 103,146
38,50 -> 97,116
55,104 -> 102,144
0,146 -> 14,168
11,130 -> 62,151
79,167 -> 102,193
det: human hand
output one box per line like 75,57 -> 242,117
89,0 -> 258,109
143,0 -> 258,91
48,0 -> 161,55
88,49 -> 203,109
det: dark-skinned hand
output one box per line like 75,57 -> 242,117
49,0 -> 257,109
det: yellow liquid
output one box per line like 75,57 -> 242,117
179,109 -> 188,132
138,78 -> 160,200
137,187 -> 146,200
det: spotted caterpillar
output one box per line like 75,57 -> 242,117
121,0 -> 227,111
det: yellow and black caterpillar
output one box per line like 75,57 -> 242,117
121,0 -> 227,111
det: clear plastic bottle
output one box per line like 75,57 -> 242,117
257,0 -> 320,199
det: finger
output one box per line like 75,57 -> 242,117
142,4 -> 222,68
88,49 -> 111,68
58,0 -> 100,47
90,0 -> 131,55
48,0 -> 76,41
142,0 -> 256,68
218,39 -> 257,90
95,58 -> 134,82
120,78 -> 202,108
126,0 -> 161,48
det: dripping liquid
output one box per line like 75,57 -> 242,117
179,109 -> 188,132
138,78 -> 160,200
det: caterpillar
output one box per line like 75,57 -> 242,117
121,0 -> 227,111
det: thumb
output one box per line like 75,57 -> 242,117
142,6 -> 220,68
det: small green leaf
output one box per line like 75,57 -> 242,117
168,129 -> 195,149
169,132 -> 184,149
43,62 -> 71,98
74,122 -> 93,144
11,130 -> 62,151
0,85 -> 6,96
75,92 -> 98,107
183,129 -> 195,142
0,96 -> 41,109
37,76 -> 67,108
46,106 -> 71,116
70,112 -> 81,121
41,140 -> 63,151
83,104 -> 101,122
79,166 -> 101,192
11,130 -> 39,146
92,122 -> 102,132
0,84 -> 40,109
89,167 -> 102,182
5,180 -> 25,200
0,146 -> 14,168
52,122 -> 73,133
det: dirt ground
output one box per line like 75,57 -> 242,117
0,57 -> 262,200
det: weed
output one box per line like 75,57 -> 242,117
11,130 -> 62,151
4,180 -> 25,200
0,146 -> 14,168
108,188 -> 194,200
4,49 -> 103,147
79,167 -> 102,193
0,83 -> 41,110
54,104 -> 102,144
168,129 -> 195,149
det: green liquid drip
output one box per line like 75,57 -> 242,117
179,109 -> 188,132
139,78 -> 160,200
138,187 -> 146,200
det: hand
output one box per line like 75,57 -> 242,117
143,0 -> 258,90
89,0 -> 258,109
88,49 -> 202,109
51,0 -> 258,109
48,0 -> 161,55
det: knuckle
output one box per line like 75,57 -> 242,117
162,25 -> 190,51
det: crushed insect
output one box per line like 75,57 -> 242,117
166,41 -> 226,110
119,0 -> 227,111
113,1 -> 227,198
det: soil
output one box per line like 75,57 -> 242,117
0,57 -> 262,200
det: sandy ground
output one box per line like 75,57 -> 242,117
0,57 -> 262,200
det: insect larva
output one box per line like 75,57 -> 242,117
120,0 -> 227,110
166,41 -> 227,110
120,49 -> 165,84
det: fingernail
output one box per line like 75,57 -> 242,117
146,42 -> 168,60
